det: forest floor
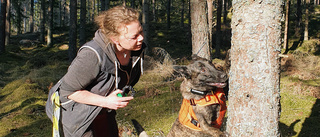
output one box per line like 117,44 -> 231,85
0,11 -> 320,137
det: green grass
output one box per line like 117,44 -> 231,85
279,90 -> 318,137
116,77 -> 183,136
0,42 -> 69,137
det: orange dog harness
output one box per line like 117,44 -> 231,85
178,88 -> 227,131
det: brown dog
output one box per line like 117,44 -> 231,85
167,56 -> 228,137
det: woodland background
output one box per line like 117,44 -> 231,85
0,0 -> 319,136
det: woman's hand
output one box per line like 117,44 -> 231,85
102,89 -> 134,110
67,89 -> 134,110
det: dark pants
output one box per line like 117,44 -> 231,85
82,109 -> 119,137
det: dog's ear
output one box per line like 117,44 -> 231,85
173,65 -> 191,79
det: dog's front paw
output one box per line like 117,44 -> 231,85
219,131 -> 230,137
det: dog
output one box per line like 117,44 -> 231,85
166,55 -> 228,137
132,55 -> 228,137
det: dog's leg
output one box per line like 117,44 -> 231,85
195,112 -> 224,136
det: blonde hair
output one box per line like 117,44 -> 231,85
95,6 -> 140,39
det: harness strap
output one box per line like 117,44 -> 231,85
51,91 -> 60,137
187,113 -> 200,127
178,88 -> 227,131
179,99 -> 202,131
211,88 -> 227,129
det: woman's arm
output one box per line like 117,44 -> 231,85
68,89 -> 133,110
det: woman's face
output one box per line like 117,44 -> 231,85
115,20 -> 144,51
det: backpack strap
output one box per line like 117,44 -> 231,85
79,45 -> 102,66
51,90 -> 61,137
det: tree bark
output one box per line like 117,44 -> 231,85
152,0 -> 156,21
304,0 -> 309,41
47,0 -> 54,47
207,0 -> 213,49
30,0 -> 34,33
5,0 -> 9,46
215,0 -> 222,58
40,0 -> 45,42
17,2 -> 22,34
0,0 -> 6,54
188,0 -> 192,48
223,0 -> 228,25
69,0 -> 77,62
62,0 -> 66,27
283,0 -> 290,53
295,0 -> 302,38
167,0 -> 171,29
100,0 -> 105,11
142,0 -> 149,54
180,0 -> 185,28
190,0 -> 210,60
131,0 -> 135,8
92,0 -> 95,22
227,0 -> 282,136
23,6 -> 26,33
105,0 -> 109,10
80,0 -> 86,46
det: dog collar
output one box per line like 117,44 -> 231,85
190,89 -> 208,96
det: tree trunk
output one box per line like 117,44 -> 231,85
223,0 -> 228,25
207,0 -> 213,49
304,0 -> 309,41
215,0 -> 222,58
62,0 -> 66,27
40,0 -> 45,42
152,0 -> 156,21
188,0 -> 192,48
283,0 -> 290,53
105,0 -> 109,10
92,0 -> 95,22
142,0 -> 149,54
59,0 -> 61,27
131,0 -> 135,8
190,0 -> 210,60
100,0 -> 105,11
227,0 -> 282,136
30,0 -> 34,33
69,0 -> 77,62
47,0 -> 54,47
295,0 -> 302,38
180,0 -> 185,28
23,6 -> 26,33
0,0 -> 6,54
80,0 -> 86,46
167,0 -> 171,29
17,2 -> 22,34
5,0 -> 9,46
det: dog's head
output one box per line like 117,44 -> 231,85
175,56 -> 228,99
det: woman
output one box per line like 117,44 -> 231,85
46,6 -> 145,137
